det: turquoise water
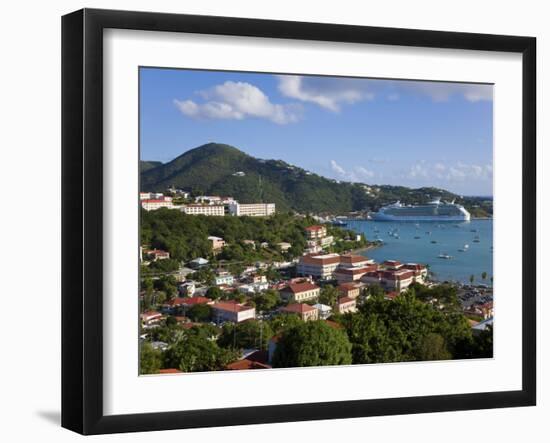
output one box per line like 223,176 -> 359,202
346,220 -> 493,284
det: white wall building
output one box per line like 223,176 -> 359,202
227,202 -> 276,217
182,205 -> 225,216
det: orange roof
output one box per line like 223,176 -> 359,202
340,254 -> 370,264
282,303 -> 317,314
182,296 -> 212,306
226,359 -> 271,370
338,296 -> 356,305
300,254 -> 341,266
281,281 -> 320,294
339,282 -> 362,290
158,368 -> 182,374
212,301 -> 254,313
305,225 -> 325,231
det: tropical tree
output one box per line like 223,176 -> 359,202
218,320 -> 273,350
481,271 -> 488,281
164,334 -> 237,372
272,321 -> 352,368
140,342 -> 163,374
469,274 -> 475,284
319,285 -> 339,307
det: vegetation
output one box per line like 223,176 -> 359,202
140,143 -> 492,216
139,342 -> 163,374
272,321 -> 352,368
218,320 -> 273,350
141,208 -> 365,263
164,334 -> 238,373
337,288 -> 485,364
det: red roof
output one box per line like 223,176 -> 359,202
182,296 -> 212,306
300,254 -> 341,266
158,368 -> 182,374
141,310 -> 162,320
165,297 -> 188,307
212,301 -> 254,313
335,265 -> 377,275
338,296 -> 356,305
282,303 -> 317,314
142,199 -> 169,204
226,359 -> 272,370
281,281 -> 320,294
305,225 -> 325,231
340,254 -> 370,264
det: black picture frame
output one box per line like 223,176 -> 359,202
62,8 -> 536,435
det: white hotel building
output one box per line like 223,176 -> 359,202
227,202 -> 276,217
181,204 -> 226,216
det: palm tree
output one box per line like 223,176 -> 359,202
469,274 -> 475,285
481,271 -> 488,281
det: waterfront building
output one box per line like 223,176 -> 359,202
296,253 -> 341,279
305,225 -> 327,240
339,254 -> 374,269
334,265 -> 378,283
279,281 -> 321,302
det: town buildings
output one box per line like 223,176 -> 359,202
211,301 -> 256,323
208,236 -> 226,252
279,281 -> 321,302
305,225 -> 327,240
338,282 -> 363,299
280,303 -> 319,321
182,204 -> 226,216
141,197 -> 174,211
336,297 -> 358,314
296,253 -> 341,279
227,202 -> 276,217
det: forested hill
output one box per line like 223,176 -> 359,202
140,143 -> 491,215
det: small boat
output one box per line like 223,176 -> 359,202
438,253 -> 453,259
470,229 -> 478,233
458,244 -> 469,252
430,240 -> 437,244
426,231 -> 432,235
414,236 -> 421,239
473,235 -> 480,243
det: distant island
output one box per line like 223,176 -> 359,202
140,143 -> 493,218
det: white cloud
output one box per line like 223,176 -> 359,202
174,81 -> 301,124
277,75 -> 492,110
278,76 -> 372,112
403,82 -> 493,103
330,160 -> 375,182
404,161 -> 492,184
330,160 -> 346,176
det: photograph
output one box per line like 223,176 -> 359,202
138,67 -> 494,375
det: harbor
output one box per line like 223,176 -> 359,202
345,219 -> 493,284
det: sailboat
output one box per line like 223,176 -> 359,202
458,244 -> 469,252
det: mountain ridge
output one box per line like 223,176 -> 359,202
140,143 -> 491,215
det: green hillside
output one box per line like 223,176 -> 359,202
140,143 -> 491,216
140,160 -> 163,173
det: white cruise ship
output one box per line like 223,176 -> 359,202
372,198 -> 470,222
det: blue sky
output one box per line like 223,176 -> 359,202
140,68 -> 493,196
